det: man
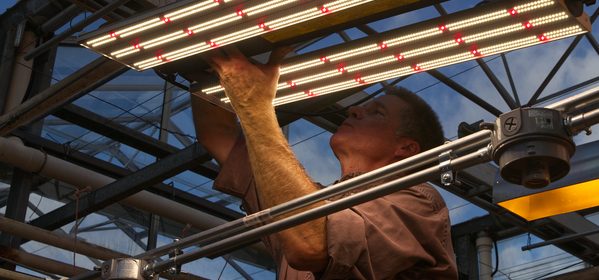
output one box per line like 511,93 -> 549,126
192,47 -> 458,279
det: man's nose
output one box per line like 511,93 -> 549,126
347,106 -> 364,119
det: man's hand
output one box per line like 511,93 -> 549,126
209,47 -> 290,112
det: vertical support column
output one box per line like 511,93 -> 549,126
454,234 -> 479,279
0,21 -> 56,271
476,231 -> 494,280
146,81 -> 173,250
0,170 -> 34,248
0,22 -> 19,115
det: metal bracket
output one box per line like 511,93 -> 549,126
438,150 -> 458,186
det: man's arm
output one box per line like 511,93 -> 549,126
191,93 -> 239,165
210,48 -> 328,272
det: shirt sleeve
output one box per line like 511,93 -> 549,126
212,136 -> 262,214
320,184 -> 457,279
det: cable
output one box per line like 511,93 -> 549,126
491,239 -> 499,277
531,260 -> 584,280
216,258 -> 229,280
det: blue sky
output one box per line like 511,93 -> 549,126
2,0 -> 599,279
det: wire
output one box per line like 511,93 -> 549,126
289,130 -> 328,147
216,258 -> 229,280
491,239 -> 499,277
531,260 -> 584,280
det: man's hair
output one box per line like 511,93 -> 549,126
386,87 -> 444,152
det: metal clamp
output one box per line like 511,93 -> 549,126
438,150 -> 457,186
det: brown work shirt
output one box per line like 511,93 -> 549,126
213,138 -> 458,279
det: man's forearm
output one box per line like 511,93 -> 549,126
236,104 -> 327,271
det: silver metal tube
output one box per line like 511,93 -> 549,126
143,145 -> 493,276
568,108 -> 599,134
126,129 -> 493,261
545,85 -> 599,112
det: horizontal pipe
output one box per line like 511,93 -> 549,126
568,108 -> 599,135
144,145 -> 493,276
0,216 -> 127,260
545,85 -> 599,112
0,268 -> 43,280
0,246 -> 89,277
131,129 -> 493,260
522,228 -> 599,251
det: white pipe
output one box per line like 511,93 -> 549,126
0,136 -> 226,230
476,231 -> 494,280
4,30 -> 35,112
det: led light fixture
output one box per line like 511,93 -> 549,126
79,0 -> 380,71
197,0 -> 591,108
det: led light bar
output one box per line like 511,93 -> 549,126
79,0 -> 379,71
197,0 -> 591,108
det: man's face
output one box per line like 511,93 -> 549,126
330,95 -> 407,162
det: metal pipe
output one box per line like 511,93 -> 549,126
0,136 -> 226,230
123,129 -> 493,261
141,146 -> 493,276
545,85 -> 599,111
4,30 -> 36,112
476,232 -> 493,280
568,108 -> 599,135
0,268 -> 43,280
24,0 -> 130,60
522,228 -> 599,251
0,216 -> 127,260
0,246 -> 89,277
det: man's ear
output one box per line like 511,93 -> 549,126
394,137 -> 421,159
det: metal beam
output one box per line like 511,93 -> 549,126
475,58 -> 518,109
0,57 -> 128,136
53,103 -> 219,178
427,69 -> 503,116
44,114 -> 160,126
24,0 -> 130,60
536,75 -> 599,105
0,170 -> 34,249
527,34 -> 585,106
29,142 -> 211,231
500,54 -> 521,107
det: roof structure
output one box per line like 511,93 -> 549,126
0,0 -> 598,279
